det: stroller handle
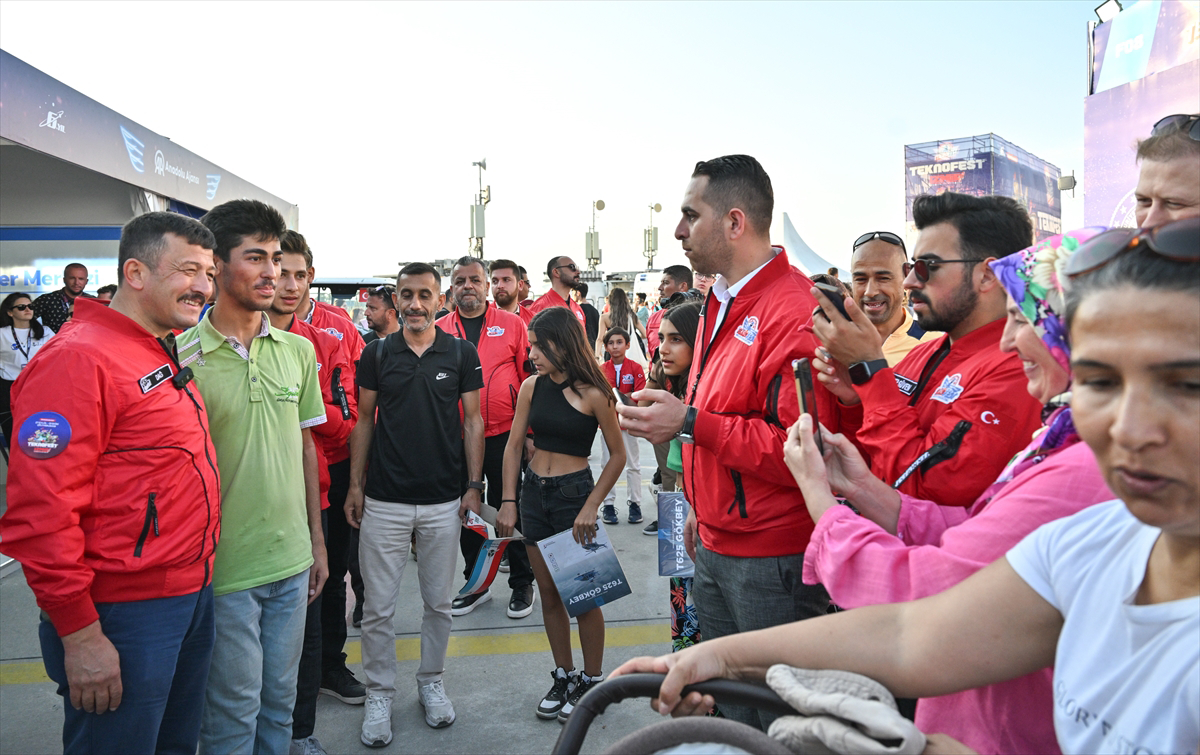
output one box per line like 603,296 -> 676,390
552,672 -> 793,755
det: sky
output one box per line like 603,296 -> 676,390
0,0 -> 1100,282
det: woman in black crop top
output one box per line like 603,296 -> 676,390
499,306 -> 627,721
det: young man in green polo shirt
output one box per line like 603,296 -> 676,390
178,199 -> 329,755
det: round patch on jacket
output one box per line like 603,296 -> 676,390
17,411 -> 72,459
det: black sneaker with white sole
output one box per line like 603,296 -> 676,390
558,671 -> 602,723
642,519 -> 658,536
537,667 -> 577,720
451,589 -> 491,616
320,666 -> 367,704
507,584 -> 536,619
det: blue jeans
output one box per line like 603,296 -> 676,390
200,569 -> 309,755
39,586 -> 215,755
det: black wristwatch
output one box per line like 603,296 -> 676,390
677,405 -> 698,444
466,480 -> 485,492
848,358 -> 889,386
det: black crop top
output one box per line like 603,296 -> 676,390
528,375 -> 600,457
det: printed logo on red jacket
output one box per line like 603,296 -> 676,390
17,412 -> 72,459
487,325 -> 505,337
734,316 -> 759,346
930,373 -> 965,404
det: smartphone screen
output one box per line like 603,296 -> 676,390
813,282 -> 852,321
792,359 -> 824,456
613,387 -> 634,406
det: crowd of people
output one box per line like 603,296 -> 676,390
0,112 -> 1196,755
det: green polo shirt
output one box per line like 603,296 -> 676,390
178,312 -> 325,596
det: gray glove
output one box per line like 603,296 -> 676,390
765,665 -> 926,755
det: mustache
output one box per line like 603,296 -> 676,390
909,291 -> 930,305
178,294 -> 206,306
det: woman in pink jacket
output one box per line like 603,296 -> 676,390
783,229 -> 1114,755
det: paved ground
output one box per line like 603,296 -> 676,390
0,436 -> 676,755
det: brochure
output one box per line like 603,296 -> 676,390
657,492 -> 695,578
536,522 -> 631,618
458,510 -> 523,597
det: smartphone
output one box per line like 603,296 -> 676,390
613,387 -> 635,406
792,359 -> 824,456
813,282 -> 852,321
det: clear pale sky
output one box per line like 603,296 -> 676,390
0,0 -> 1097,281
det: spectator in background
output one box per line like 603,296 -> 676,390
847,232 -> 939,366
180,199 -> 328,755
572,282 -> 600,350
0,212 -> 220,755
95,284 -> 117,302
517,266 -> 532,308
635,292 -> 650,326
1135,113 -> 1200,228
32,263 -> 91,332
0,293 -> 55,450
594,288 -> 647,367
283,230 -> 365,367
646,265 -> 692,357
490,259 -> 533,325
692,272 -> 715,297
600,326 -> 646,526
529,256 -> 587,329
362,285 -> 400,344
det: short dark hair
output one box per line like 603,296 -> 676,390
96,284 -> 118,297
911,192 -> 1033,262
64,262 -> 87,275
546,256 -> 565,280
604,326 -> 630,345
662,264 -> 693,288
200,199 -> 287,262
1137,114 -> 1200,163
691,154 -> 774,236
398,261 -> 441,289
490,259 -> 520,278
575,281 -> 589,297
518,266 -> 529,281
280,229 -> 313,268
118,211 -> 216,284
452,256 -> 486,276
636,292 -> 647,302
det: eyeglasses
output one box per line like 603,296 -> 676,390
373,284 -> 397,311
1151,114 -> 1200,141
555,264 -> 578,273
853,231 -> 907,255
694,273 -> 716,282
1065,216 -> 1200,278
909,257 -> 985,283
9,304 -> 32,311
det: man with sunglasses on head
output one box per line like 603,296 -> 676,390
363,285 -> 400,343
812,192 -> 1042,506
849,232 -> 939,366
527,256 -> 587,327
1135,114 -> 1200,229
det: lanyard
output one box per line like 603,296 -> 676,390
9,326 -> 32,361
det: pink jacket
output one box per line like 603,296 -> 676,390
803,441 -> 1112,755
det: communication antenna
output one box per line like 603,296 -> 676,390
586,200 -> 605,270
643,203 -> 661,270
469,159 -> 490,257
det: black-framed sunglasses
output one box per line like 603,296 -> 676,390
909,257 -> 986,283
1065,216 -> 1200,278
9,304 -> 32,311
1151,114 -> 1200,141
853,231 -> 907,256
555,263 -> 578,273
373,284 -> 397,311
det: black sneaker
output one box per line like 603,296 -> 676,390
320,666 -> 367,705
451,589 -> 491,616
602,504 -> 619,525
558,672 -> 601,723
537,667 -> 577,720
642,519 -> 658,536
507,585 -> 537,619
627,502 -> 643,524
652,469 -> 662,486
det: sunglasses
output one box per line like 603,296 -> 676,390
373,284 -> 397,311
1151,114 -> 1200,141
555,264 -> 578,273
9,304 -> 32,311
853,231 -> 907,255
1065,216 -> 1200,278
909,257 -> 985,283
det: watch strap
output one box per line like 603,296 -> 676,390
849,358 -> 889,386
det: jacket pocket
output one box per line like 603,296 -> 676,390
725,470 -> 748,519
133,493 -> 159,558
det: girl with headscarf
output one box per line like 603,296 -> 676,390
776,230 -> 1116,754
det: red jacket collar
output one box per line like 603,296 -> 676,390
73,296 -> 166,346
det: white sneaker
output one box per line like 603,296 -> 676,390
290,736 -> 328,755
360,694 -> 393,747
418,679 -> 456,728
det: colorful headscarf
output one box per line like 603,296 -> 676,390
988,227 -> 1107,374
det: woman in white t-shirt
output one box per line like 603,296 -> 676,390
612,218 -> 1200,755
1,292 -> 55,450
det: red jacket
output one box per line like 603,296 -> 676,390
528,289 -> 586,327
842,318 -> 1043,504
305,300 -> 363,462
286,317 -> 358,504
682,251 -> 839,558
603,358 -> 646,394
436,303 -> 531,437
646,307 -> 666,356
0,299 -> 221,636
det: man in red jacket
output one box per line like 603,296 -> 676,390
527,255 -> 586,328
437,257 -> 536,619
810,192 -> 1043,505
618,155 -> 836,730
0,212 -> 222,754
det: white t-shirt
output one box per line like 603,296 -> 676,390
0,323 -> 55,381
1007,499 -> 1200,755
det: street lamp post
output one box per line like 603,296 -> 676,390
643,203 -> 661,270
469,159 -> 490,258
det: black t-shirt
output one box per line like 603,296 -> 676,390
581,302 -> 600,347
458,312 -> 484,347
357,328 -> 484,503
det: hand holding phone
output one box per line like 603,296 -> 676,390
613,387 -> 635,406
792,359 -> 824,456
813,282 -> 852,321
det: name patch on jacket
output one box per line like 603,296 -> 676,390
487,325 -> 505,337
894,373 -> 917,396
931,373 -> 965,404
18,411 -> 72,459
734,316 -> 759,346
139,364 -> 174,394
